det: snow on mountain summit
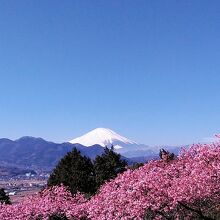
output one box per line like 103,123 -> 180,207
69,128 -> 137,149
69,128 -> 182,158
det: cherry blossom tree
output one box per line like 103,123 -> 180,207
0,185 -> 88,220
87,143 -> 220,219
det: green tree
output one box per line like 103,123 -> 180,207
49,213 -> 68,220
48,148 -> 96,195
0,188 -> 11,204
159,148 -> 175,162
129,162 -> 144,170
94,146 -> 127,188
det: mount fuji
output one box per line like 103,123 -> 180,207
69,128 -> 137,150
0,128 -> 184,172
69,128 -> 180,158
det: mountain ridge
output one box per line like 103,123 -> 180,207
0,137 -> 105,170
69,128 -> 182,157
0,128 -> 184,171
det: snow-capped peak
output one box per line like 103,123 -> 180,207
69,128 -> 137,149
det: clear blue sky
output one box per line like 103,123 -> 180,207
0,0 -> 219,145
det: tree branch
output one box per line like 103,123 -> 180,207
178,201 -> 215,220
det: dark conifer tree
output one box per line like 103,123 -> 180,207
94,146 -> 127,188
48,148 -> 96,195
130,162 -> 144,170
0,188 -> 11,204
159,148 -> 175,162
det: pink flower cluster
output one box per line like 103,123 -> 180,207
0,185 -> 87,220
0,142 -> 219,219
87,143 -> 220,219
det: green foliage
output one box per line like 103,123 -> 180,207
159,148 -> 175,162
129,162 -> 144,170
48,146 -> 128,195
49,213 -> 68,220
94,146 -> 128,188
0,188 -> 11,204
48,148 -> 96,195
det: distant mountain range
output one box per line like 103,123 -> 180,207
70,128 -> 182,158
0,128 -> 183,172
0,137 -> 104,171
